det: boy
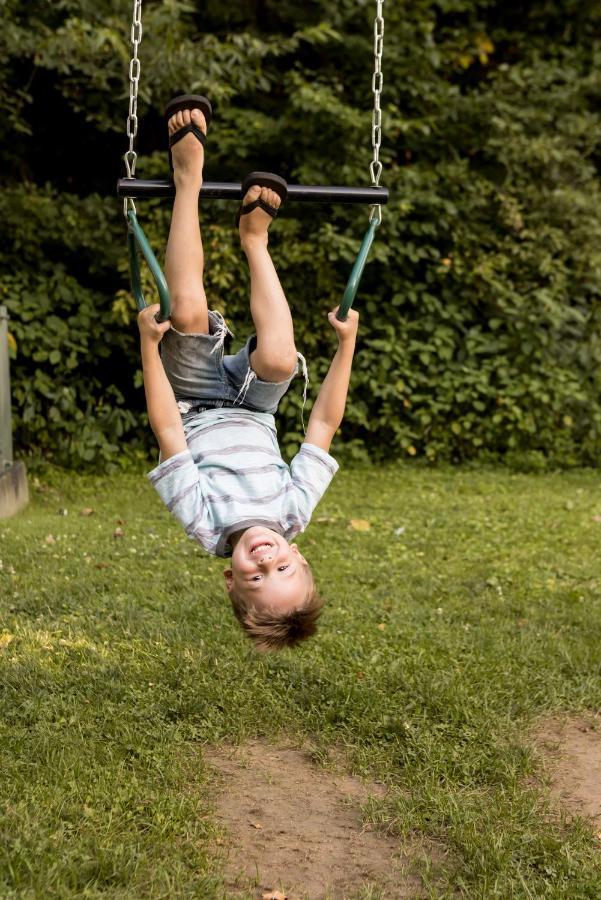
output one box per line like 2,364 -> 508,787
139,97 -> 358,651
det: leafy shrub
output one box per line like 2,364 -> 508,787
1,1 -> 600,467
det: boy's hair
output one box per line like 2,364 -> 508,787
229,569 -> 324,652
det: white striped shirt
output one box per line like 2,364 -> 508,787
147,407 -> 338,557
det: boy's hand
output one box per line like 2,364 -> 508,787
137,304 -> 171,344
327,306 -> 359,344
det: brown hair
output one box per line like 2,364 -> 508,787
229,570 -> 324,652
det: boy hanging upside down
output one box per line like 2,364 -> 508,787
138,95 -> 358,651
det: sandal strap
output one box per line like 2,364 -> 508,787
169,122 -> 207,149
239,198 -> 280,220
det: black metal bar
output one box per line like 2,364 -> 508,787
117,178 -> 389,205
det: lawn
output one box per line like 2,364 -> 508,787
1,463 -> 600,898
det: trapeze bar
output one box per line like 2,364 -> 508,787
117,178 -> 389,205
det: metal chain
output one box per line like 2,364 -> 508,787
369,0 -> 384,224
123,0 -> 143,216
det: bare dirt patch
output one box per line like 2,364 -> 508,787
534,715 -> 601,822
204,740 -> 424,899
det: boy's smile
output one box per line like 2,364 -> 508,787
224,526 -> 311,610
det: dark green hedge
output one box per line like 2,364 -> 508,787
2,0 -> 601,469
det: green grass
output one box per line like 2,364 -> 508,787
1,463 -> 601,898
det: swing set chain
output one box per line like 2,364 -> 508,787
369,0 -> 384,225
123,0 -> 143,217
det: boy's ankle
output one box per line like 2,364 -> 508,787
174,173 -> 203,194
241,234 -> 269,253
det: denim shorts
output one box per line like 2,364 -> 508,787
160,310 -> 299,416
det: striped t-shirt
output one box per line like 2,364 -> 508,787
147,407 -> 338,557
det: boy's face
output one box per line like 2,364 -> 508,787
223,526 -> 310,612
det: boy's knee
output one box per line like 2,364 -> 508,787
254,349 -> 298,383
169,297 -> 209,334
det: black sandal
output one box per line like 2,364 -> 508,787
235,171 -> 288,227
164,94 -> 213,172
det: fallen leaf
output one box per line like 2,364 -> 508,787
316,516 -> 337,524
592,515 -> 601,523
113,527 -> 124,538
45,534 -> 56,545
349,519 -> 371,531
377,623 -> 386,630
94,563 -> 110,569
249,821 -> 263,830
81,508 -> 94,517
262,892 -> 288,900
0,633 -> 14,650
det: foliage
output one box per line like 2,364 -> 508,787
1,0 -> 601,467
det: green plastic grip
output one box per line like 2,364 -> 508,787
127,210 -> 171,322
336,217 -> 380,321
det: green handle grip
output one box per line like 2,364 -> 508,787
127,210 -> 171,322
336,218 -> 380,321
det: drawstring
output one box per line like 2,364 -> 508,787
297,350 -> 309,435
234,367 -> 257,405
210,311 -> 234,357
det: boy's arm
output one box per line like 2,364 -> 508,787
138,305 -> 187,461
305,308 -> 359,454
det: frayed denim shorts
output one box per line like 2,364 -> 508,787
160,310 -> 306,416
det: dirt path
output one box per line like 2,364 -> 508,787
204,741 -> 424,899
204,717 -> 601,897
535,716 -> 601,823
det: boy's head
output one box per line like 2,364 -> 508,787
224,525 -> 323,652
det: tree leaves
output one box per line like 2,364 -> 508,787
1,1 -> 601,467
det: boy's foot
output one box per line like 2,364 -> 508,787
168,108 -> 207,187
239,185 -> 282,248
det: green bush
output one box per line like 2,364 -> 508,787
1,0 -> 601,467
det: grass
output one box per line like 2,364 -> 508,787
1,462 -> 601,898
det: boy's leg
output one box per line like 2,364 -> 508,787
164,108 -> 209,334
239,186 -> 298,382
